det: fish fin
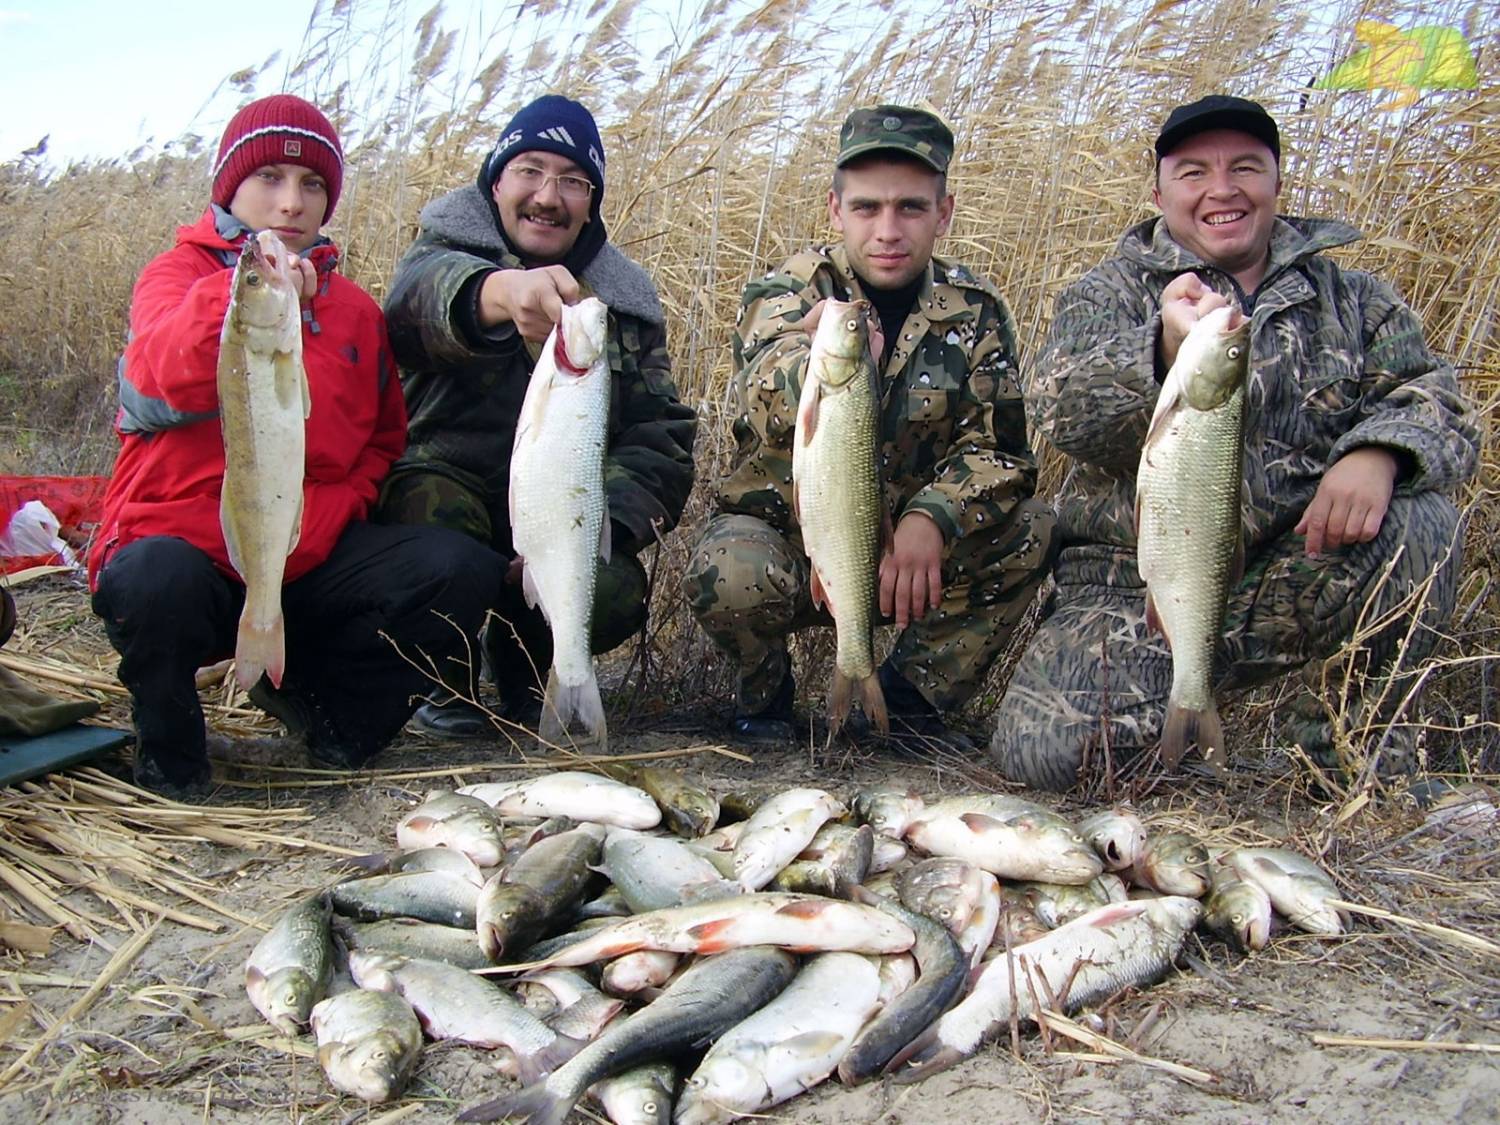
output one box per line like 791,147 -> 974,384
401,815 -> 437,834
686,917 -> 735,942
861,672 -> 889,735
336,851 -> 393,875
539,666 -> 607,750
235,614 -> 285,690
516,1032 -> 586,1086
797,376 -> 822,446
1144,591 -> 1163,637
792,478 -> 802,524
809,565 -> 826,611
272,351 -> 302,413
774,898 -> 830,919
299,362 -> 312,420
598,499 -> 612,564
244,964 -> 265,988
782,1030 -> 846,1057
958,812 -> 1004,833
1142,378 -> 1182,454
522,563 -> 546,617
1160,701 -> 1224,770
828,668 -> 853,740
883,1021 -> 949,1079
458,1081 -> 568,1125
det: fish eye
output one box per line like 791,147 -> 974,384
1231,912 -> 1244,924
642,1101 -> 657,1112
1227,346 -> 1242,359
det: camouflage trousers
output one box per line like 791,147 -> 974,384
684,500 -> 1058,713
375,465 -> 648,701
990,491 -> 1463,791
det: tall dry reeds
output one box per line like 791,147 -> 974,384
0,0 -> 1494,763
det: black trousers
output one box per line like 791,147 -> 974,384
92,522 -> 502,781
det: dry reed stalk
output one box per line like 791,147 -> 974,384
1311,1034 -> 1500,1055
0,917 -> 161,1087
1038,1008 -> 1221,1087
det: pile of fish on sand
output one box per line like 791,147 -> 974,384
245,768 -> 1349,1121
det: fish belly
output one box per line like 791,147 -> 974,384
1136,392 -> 1244,710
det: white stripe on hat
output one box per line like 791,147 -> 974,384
539,126 -> 576,146
212,125 -> 345,180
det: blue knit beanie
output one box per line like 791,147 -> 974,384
480,95 -> 606,203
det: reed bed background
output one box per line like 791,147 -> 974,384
0,0 -> 1494,771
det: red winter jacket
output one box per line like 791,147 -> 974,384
88,208 -> 405,589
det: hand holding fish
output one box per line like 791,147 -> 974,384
1159,272 -> 1230,369
257,243 -> 319,301
1295,445 -> 1399,556
880,511 -> 943,628
480,265 -> 581,341
801,299 -> 885,363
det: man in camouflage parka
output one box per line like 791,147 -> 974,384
685,104 -> 1058,745
991,96 -> 1478,791
377,95 -> 696,735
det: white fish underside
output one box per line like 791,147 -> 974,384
510,299 -> 611,746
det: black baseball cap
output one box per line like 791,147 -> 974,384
1154,95 -> 1280,162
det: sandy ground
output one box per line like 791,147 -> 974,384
1,721 -> 1497,1125
2,576 -> 1498,1122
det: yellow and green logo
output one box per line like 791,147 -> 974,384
1315,21 -> 1478,110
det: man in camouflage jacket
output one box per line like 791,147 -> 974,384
378,95 -> 696,734
991,96 -> 1478,791
686,104 -> 1057,745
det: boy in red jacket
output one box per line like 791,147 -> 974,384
89,95 -> 502,796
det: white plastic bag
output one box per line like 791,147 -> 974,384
1,500 -> 79,566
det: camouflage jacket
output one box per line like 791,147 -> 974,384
716,244 -> 1035,544
1033,215 -> 1479,583
383,185 -> 696,554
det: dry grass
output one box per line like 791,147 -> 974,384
0,0 -> 1495,765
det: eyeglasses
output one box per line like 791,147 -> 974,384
505,163 -> 595,201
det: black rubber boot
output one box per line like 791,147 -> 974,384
250,679 -> 374,768
877,661 -> 976,754
406,696 -> 495,739
730,666 -> 797,742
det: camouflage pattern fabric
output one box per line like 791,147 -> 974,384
993,214 -> 1478,791
687,502 -> 1056,712
377,467 -> 647,699
717,244 -> 1038,552
992,492 -> 1461,790
697,244 -> 1052,714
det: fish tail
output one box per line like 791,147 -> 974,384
1159,701 -> 1225,771
885,1022 -> 963,1083
234,612 -> 285,690
458,1080 -> 570,1125
860,671 -> 888,734
516,1032 -> 586,1086
829,668 -> 854,738
538,667 -> 608,750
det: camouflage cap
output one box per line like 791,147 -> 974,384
837,104 -> 954,173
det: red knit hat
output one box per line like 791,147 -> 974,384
211,95 -> 345,221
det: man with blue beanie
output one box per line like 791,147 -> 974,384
378,95 -> 697,736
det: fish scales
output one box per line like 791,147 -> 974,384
1135,304 -> 1250,769
217,230 -> 310,690
792,299 -> 888,735
510,298 -> 613,748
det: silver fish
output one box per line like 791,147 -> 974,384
510,297 -> 613,748
459,946 -> 798,1124
892,897 -> 1201,1081
792,299 -> 889,736
1135,304 -> 1249,771
396,791 -> 504,867
244,893 -> 331,1035
310,988 -> 422,1103
676,952 -> 882,1124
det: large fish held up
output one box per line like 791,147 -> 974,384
1135,303 -> 1250,772
510,297 -> 612,750
792,299 -> 888,738
218,230 -> 310,690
